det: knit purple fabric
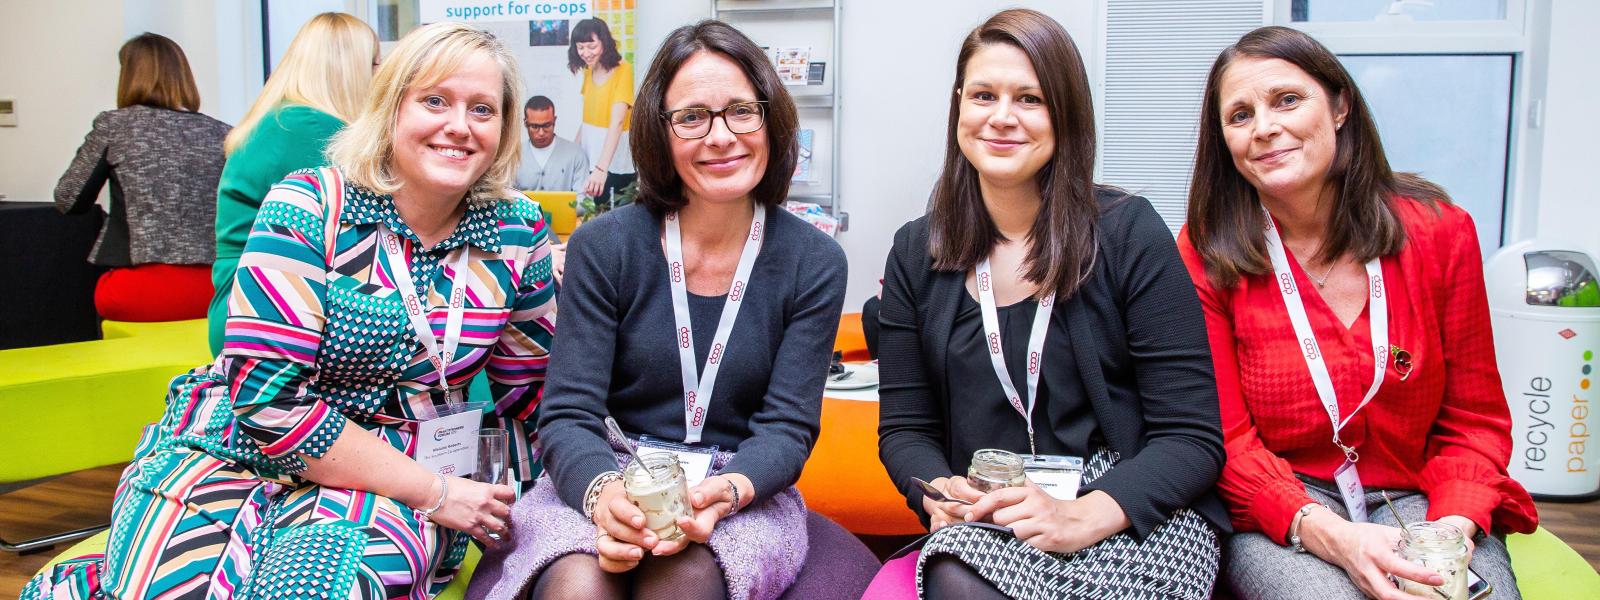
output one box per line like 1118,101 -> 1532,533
466,446 -> 809,600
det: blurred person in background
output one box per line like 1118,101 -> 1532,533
206,12 -> 379,354
56,32 -> 230,322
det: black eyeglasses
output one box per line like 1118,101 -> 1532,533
524,122 -> 556,131
662,101 -> 767,140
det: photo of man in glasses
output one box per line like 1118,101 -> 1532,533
514,95 -> 590,194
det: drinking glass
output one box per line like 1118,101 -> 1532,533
475,428 -> 509,486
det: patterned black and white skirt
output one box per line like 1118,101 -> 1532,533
915,448 -> 1220,600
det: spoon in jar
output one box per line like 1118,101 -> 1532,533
605,416 -> 658,479
912,477 -> 974,506
1383,491 -> 1451,600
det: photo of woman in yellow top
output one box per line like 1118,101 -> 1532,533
569,17 -> 635,206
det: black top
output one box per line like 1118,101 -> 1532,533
538,202 -> 848,510
948,293 -> 1097,460
877,190 -> 1230,538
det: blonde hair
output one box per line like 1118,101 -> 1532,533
327,22 -> 522,201
225,13 -> 377,155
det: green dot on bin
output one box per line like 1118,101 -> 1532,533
1587,350 -> 1595,361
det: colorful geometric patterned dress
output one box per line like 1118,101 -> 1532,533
23,168 -> 557,600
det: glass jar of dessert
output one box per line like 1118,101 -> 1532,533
967,448 -> 1027,493
622,454 -> 692,542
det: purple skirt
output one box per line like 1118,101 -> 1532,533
466,444 -> 808,600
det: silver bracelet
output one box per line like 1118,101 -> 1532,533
1288,502 -> 1326,553
726,478 -> 742,516
418,472 -> 448,521
583,471 -> 624,519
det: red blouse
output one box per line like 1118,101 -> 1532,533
1177,198 -> 1538,544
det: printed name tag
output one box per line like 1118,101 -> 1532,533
415,408 -> 482,478
1024,455 -> 1084,500
1334,459 -> 1369,523
636,437 -> 718,487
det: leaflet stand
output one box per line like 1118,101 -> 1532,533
711,0 -> 846,231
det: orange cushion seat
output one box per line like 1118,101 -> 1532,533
834,312 -> 871,362
796,396 -> 924,536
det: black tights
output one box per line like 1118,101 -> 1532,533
921,554 -> 1009,600
528,545 -> 727,600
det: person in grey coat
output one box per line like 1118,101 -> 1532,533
55,32 -> 229,322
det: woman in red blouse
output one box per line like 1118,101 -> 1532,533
1177,26 -> 1537,600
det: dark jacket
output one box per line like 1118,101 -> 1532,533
876,189 -> 1230,538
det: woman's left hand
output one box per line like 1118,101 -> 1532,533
651,473 -> 753,556
583,169 -> 607,199
1436,515 -> 1479,555
550,243 -> 567,284
964,483 -> 1130,554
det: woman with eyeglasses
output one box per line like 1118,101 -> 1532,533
469,20 -> 848,600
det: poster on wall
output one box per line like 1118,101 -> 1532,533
417,0 -> 638,205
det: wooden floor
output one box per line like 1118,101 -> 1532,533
3,465 -> 1597,596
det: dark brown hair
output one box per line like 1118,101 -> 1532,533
1187,26 -> 1447,288
928,9 -> 1100,300
116,33 -> 201,112
568,18 -> 623,74
630,20 -> 798,213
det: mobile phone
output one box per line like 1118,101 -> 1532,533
1393,567 -> 1491,599
1466,567 -> 1492,600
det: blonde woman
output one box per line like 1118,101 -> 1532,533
207,12 -> 379,354
24,22 -> 555,600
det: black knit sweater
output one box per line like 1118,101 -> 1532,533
538,202 -> 848,509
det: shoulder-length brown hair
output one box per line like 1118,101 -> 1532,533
568,18 -> 623,74
117,33 -> 200,112
1187,25 -> 1447,288
928,8 -> 1100,300
630,20 -> 798,214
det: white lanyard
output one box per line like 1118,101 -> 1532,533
379,224 -> 471,409
1260,206 -> 1388,461
975,257 -> 1056,457
665,206 -> 766,444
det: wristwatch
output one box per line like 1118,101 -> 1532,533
1288,502 -> 1324,553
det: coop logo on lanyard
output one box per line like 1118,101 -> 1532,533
663,208 -> 766,444
1260,205 -> 1391,523
378,224 -> 470,409
975,257 -> 1055,458
377,224 -> 480,477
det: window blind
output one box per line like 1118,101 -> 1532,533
1101,0 -> 1265,234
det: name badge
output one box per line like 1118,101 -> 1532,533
415,402 -> 485,478
1334,459 -> 1369,523
636,436 -> 718,487
1023,455 -> 1084,501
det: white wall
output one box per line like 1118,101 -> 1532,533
123,0 -> 263,126
1530,0 -> 1600,259
4,0 -> 1591,277
637,1 -> 1100,308
0,1 -> 261,204
0,0 -> 125,203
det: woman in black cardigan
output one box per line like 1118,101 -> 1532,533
874,9 -> 1227,600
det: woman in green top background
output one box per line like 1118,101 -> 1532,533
207,12 -> 379,353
